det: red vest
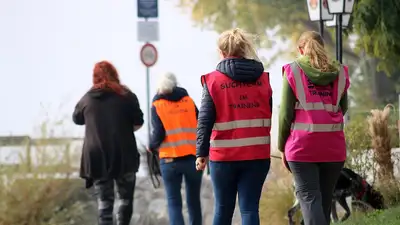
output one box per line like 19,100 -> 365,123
201,71 -> 272,161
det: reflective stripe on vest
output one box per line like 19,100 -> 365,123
161,127 -> 197,148
289,62 -> 346,113
210,136 -> 270,148
211,119 -> 271,148
291,123 -> 344,132
289,62 -> 345,132
165,128 -> 197,135
213,119 -> 271,131
160,139 -> 196,148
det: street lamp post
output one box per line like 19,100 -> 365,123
307,0 -> 355,123
306,0 -> 334,38
325,0 -> 356,63
325,0 -> 355,123
326,14 -> 351,63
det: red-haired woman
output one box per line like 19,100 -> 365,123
73,61 -> 144,225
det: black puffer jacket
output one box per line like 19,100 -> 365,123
149,87 -> 198,151
196,58 -> 273,157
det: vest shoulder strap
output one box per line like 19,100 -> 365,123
288,62 -> 306,105
201,71 -> 224,87
336,65 -> 347,107
263,72 -> 270,80
282,66 -> 285,77
200,75 -> 206,87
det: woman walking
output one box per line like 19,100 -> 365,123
196,28 -> 273,225
148,72 -> 202,225
278,31 -> 350,225
73,60 -> 144,225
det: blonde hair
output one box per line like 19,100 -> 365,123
157,72 -> 177,94
298,31 -> 335,72
218,28 -> 260,61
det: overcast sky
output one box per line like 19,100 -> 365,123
0,0 -> 287,144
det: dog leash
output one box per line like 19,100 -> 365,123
270,155 -> 282,159
138,140 -> 162,189
147,151 -> 161,189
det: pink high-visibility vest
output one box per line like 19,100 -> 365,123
283,62 -> 350,162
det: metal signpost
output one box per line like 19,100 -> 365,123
137,0 -> 159,145
140,43 -> 158,142
137,0 -> 158,18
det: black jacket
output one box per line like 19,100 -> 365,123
72,88 -> 144,187
149,87 -> 198,151
196,58 -> 273,157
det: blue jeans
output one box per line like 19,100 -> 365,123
160,156 -> 203,225
210,159 -> 270,225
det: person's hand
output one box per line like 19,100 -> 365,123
196,157 -> 207,171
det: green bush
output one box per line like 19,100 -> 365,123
345,111 -> 400,207
0,121 -> 94,225
344,115 -> 375,180
0,177 -> 93,225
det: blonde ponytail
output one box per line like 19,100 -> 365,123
218,28 -> 261,61
298,31 -> 335,72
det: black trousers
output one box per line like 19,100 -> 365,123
288,162 -> 344,225
93,173 -> 136,225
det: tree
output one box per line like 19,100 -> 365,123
351,0 -> 400,74
178,0 -> 400,106
179,0 -> 400,72
178,0 -> 358,66
350,55 -> 398,108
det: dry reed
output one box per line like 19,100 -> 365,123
367,104 -> 395,184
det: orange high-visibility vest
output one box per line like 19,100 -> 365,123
152,96 -> 197,158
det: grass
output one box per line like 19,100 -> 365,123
260,157 -> 299,225
341,206 -> 400,225
259,105 -> 400,225
259,153 -> 400,225
0,121 -> 94,225
0,145 -> 94,225
0,177 -> 93,225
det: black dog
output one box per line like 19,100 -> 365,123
331,168 -> 385,222
288,168 -> 385,225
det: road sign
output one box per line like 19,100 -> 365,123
137,0 -> 158,18
137,21 -> 159,42
140,43 -> 158,67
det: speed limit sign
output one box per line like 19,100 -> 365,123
140,43 -> 158,67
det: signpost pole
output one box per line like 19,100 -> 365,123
146,64 -> 151,145
138,0 -> 159,147
139,43 -> 158,147
145,16 -> 151,146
